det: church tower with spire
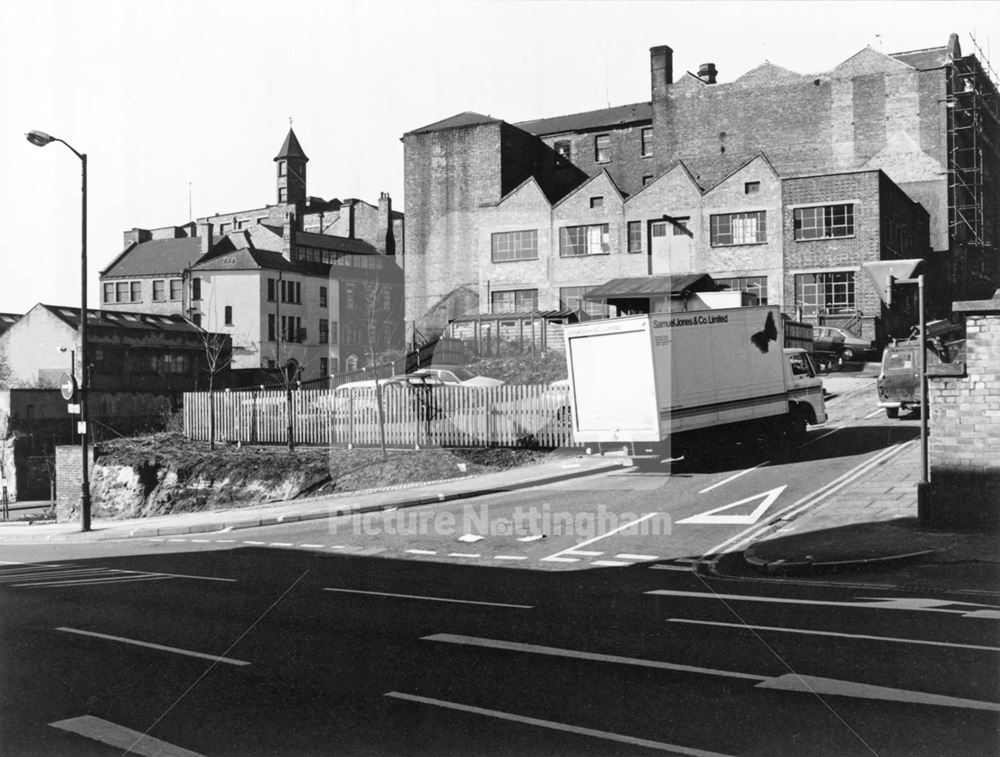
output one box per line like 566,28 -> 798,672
274,127 -> 308,206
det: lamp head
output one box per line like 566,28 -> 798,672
26,130 -> 55,147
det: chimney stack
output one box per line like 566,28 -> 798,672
197,221 -> 214,255
377,192 -> 392,254
650,45 -> 673,99
123,227 -> 152,247
697,63 -> 718,84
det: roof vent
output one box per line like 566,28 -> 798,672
697,63 -> 718,84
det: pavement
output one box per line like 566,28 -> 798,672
2,365 -> 997,593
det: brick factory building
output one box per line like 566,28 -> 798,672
402,33 -> 998,348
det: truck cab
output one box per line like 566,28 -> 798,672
783,347 -> 827,435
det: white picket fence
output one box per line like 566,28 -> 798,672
183,384 -> 574,448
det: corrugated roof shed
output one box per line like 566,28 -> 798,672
583,274 -> 718,300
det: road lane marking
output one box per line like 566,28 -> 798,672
541,556 -> 579,563
141,570 -> 236,583
541,512 -> 660,562
650,565 -> 692,572
493,555 -> 528,561
677,486 -> 787,526
758,674 -> 1000,712
698,463 -> 767,494
269,542 -> 293,547
190,539 -> 210,543
422,634 -> 763,681
701,442 -> 912,560
667,618 -> 1000,652
647,590 -> 1000,618
864,408 -> 885,419
300,544 -> 325,548
0,568 -> 110,582
615,554 -> 659,561
591,560 -> 631,567
56,627 -> 250,666
18,576 -> 173,588
425,634 -> 1000,713
384,692 -> 734,756
242,540 -> 265,545
518,535 -> 544,542
447,553 -> 482,558
214,539 -> 236,543
166,538 -> 188,543
406,549 -> 437,555
49,715 -> 206,757
324,588 -> 532,609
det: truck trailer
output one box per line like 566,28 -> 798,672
563,306 -> 827,462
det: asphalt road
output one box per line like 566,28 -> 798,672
1,387 -> 997,756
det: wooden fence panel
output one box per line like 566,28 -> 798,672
183,384 -> 575,449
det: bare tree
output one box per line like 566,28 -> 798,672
358,273 -> 403,457
265,335 -> 315,452
198,328 -> 234,450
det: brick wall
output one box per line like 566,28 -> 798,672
55,445 -> 93,523
927,294 -> 1000,528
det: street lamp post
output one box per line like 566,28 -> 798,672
27,130 -> 91,532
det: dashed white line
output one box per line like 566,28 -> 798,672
323,588 -> 532,609
269,542 -> 293,547
406,549 -> 438,555
447,553 -> 482,559
56,627 -> 250,666
300,544 -> 325,549
166,538 -> 187,543
615,554 -> 659,561
493,555 -> 528,561
667,618 -> 1000,652
698,463 -> 766,494
190,539 -> 210,543
518,535 -> 544,542
215,539 -> 236,543
650,565 -> 692,572
591,560 -> 631,567
50,715 -> 206,757
243,540 -> 265,546
384,692 -> 732,756
541,512 -> 660,562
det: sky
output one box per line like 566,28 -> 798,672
1,0 -> 997,314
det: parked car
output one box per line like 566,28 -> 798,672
385,366 -> 504,388
813,326 -> 872,361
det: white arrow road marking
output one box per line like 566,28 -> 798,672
323,588 -> 532,609
424,634 -> 1000,712
677,486 -> 787,525
56,628 -> 250,666
541,512 -> 660,562
667,618 -> 1000,652
757,674 -> 1000,711
384,692 -> 735,757
50,715 -> 205,757
647,590 -> 1000,619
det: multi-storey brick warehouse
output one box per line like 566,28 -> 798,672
402,33 -> 997,342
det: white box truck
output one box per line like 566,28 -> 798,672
563,306 -> 826,462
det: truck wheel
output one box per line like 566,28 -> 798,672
885,407 -> 899,419
841,348 -> 854,362
784,412 -> 807,446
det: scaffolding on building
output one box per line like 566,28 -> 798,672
947,34 -> 1000,278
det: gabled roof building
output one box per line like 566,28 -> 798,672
100,129 -> 405,382
402,33 -> 997,347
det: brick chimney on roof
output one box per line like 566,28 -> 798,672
698,63 -> 718,84
650,45 -> 673,99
